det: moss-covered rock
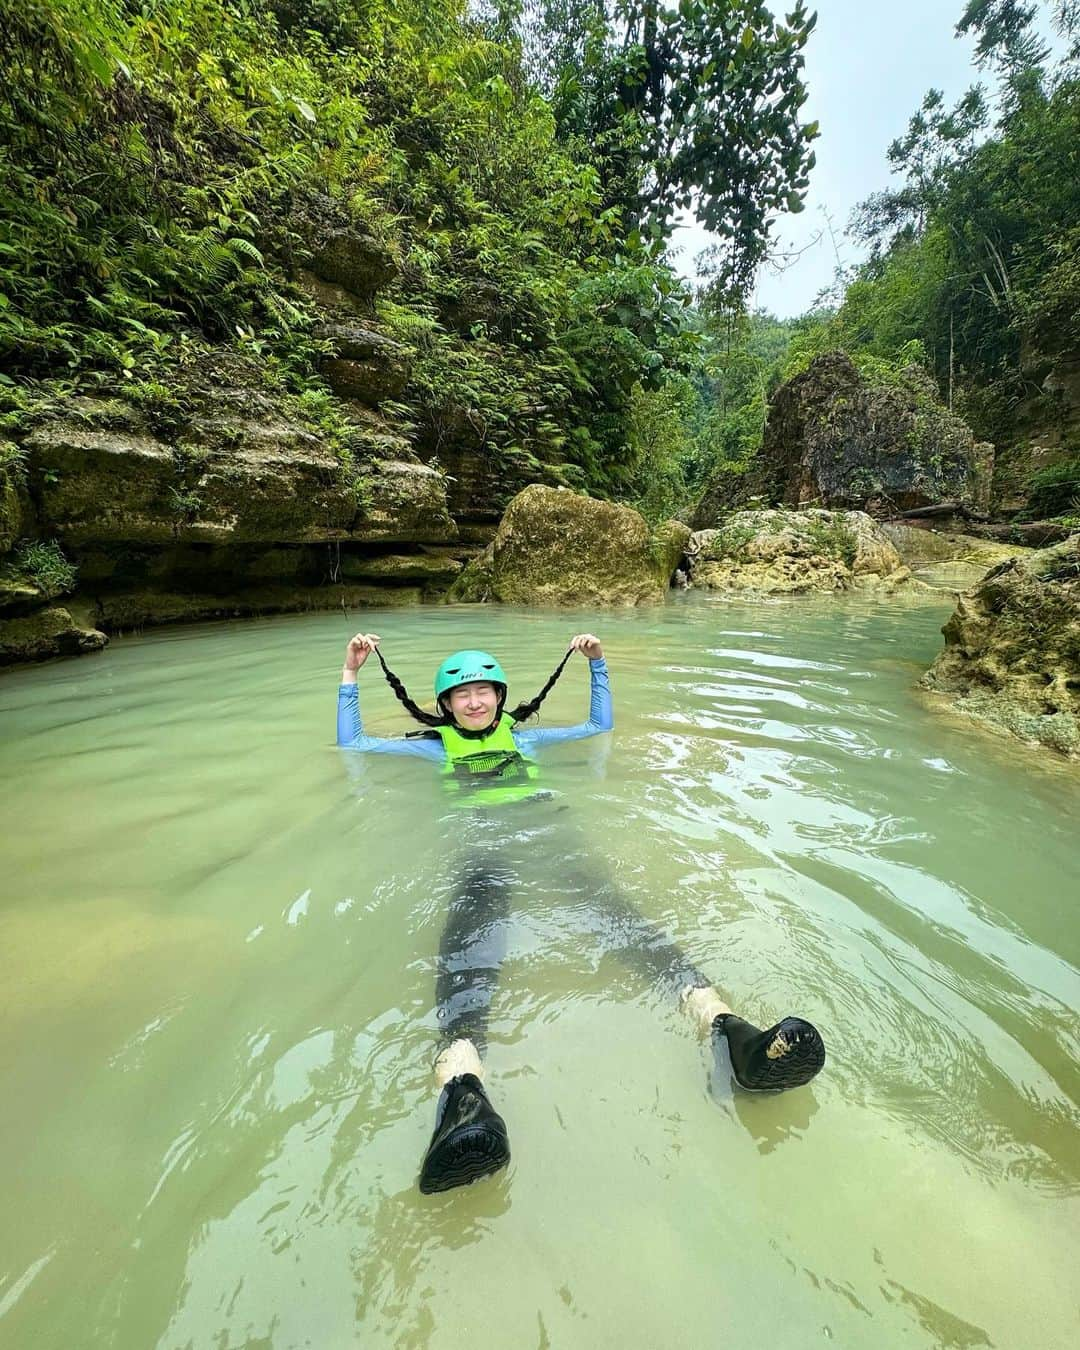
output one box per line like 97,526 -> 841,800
0,607 -> 107,664
337,551 -> 463,584
0,539 -> 78,617
1,465 -> 21,553
694,352 -> 984,523
23,397 -> 455,550
316,323 -> 411,406
290,193 -> 399,300
446,543 -> 495,602
0,574 -> 41,617
25,421 -> 180,545
92,583 -> 422,633
920,534 -> 1080,756
687,509 -> 909,595
355,460 -> 456,544
446,485 -> 680,606
654,519 -> 692,582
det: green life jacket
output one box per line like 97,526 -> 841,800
435,713 -> 541,806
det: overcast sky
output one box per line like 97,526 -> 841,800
670,0 -> 989,316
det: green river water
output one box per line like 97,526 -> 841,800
1,593 -> 1078,1349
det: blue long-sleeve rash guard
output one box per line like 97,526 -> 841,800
336,657 -> 613,761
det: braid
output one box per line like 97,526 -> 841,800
507,648 -> 574,724
372,646 -> 447,728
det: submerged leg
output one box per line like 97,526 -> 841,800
570,859 -> 826,1094
683,990 -> 825,1093
420,860 -> 512,1194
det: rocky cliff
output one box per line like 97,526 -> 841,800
694,352 -> 990,527
1,217 -> 561,665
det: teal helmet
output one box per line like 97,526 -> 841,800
434,650 -> 508,700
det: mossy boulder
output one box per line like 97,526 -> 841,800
446,485 -> 681,606
317,322 -> 411,405
290,193 -> 399,300
307,230 -> 397,298
694,352 -> 984,523
687,509 -> 909,595
920,534 -> 1080,756
0,607 -> 107,664
654,518 -> 692,581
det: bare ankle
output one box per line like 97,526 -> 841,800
680,986 -> 733,1036
433,1038 -> 483,1087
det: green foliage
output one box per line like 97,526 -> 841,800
957,1 -> 1080,74
707,518 -> 757,561
13,539 -> 78,596
804,517 -> 859,568
624,378 -> 695,523
833,9 -> 1080,455
1,0 -> 736,499
166,486 -> 202,519
0,439 -> 29,478
683,310 -> 800,490
1022,456 -> 1080,518
521,0 -> 820,300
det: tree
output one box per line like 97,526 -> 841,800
957,1 -> 1079,72
514,1 -> 820,300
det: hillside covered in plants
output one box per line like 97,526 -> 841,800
0,0 -> 826,653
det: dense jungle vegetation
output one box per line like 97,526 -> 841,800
708,0 -> 1080,520
0,0 -> 816,521
1,0 -> 1078,525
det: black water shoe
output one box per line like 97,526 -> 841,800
418,1073 -> 510,1194
713,1014 -> 825,1093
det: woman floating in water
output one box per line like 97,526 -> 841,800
337,630 -> 825,1193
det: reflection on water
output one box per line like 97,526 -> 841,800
1,594 -> 1078,1349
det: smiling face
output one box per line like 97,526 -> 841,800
445,681 -> 500,731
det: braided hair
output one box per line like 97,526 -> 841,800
372,646 -> 446,728
372,645 -> 575,736
505,648 -> 574,723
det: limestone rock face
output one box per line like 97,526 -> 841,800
25,422 -> 180,545
337,549 -> 463,585
0,607 -> 107,663
0,357 -> 465,660
1,466 -> 21,552
24,393 -> 454,550
694,353 -> 984,524
447,485 -> 680,606
358,460 -> 455,544
316,322 -> 411,405
920,534 -> 1080,756
687,509 -> 909,595
290,193 -> 399,301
